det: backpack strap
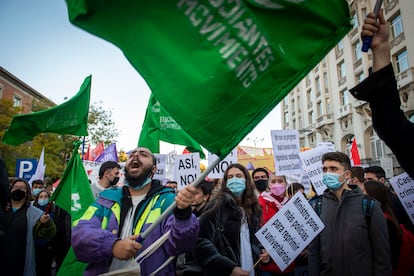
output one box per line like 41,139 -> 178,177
362,195 -> 375,226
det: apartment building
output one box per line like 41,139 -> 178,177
0,66 -> 55,113
281,0 -> 414,176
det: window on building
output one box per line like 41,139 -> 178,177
337,40 -> 344,51
351,12 -> 359,28
308,111 -> 314,124
391,14 -> 403,38
0,85 -> 3,98
355,71 -> 365,83
370,131 -> 386,160
299,116 -> 303,129
317,101 -> 323,117
326,98 -> 332,113
284,96 -> 289,106
396,50 -> 409,73
354,41 -> 362,61
284,112 -> 289,125
323,72 -> 328,88
338,61 -> 346,80
292,119 -> 296,129
340,89 -> 349,106
13,95 -> 22,107
307,89 -> 312,106
315,76 -> 321,93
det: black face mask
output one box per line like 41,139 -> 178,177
254,179 -> 268,192
11,189 -> 26,201
109,177 -> 120,186
348,184 -> 358,190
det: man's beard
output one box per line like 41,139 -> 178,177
125,166 -> 152,188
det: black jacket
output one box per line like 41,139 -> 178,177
350,64 -> 414,178
193,193 -> 262,275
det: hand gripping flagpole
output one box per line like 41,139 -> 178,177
361,0 -> 383,52
136,155 -> 223,242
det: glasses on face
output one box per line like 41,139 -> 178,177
253,175 -> 268,180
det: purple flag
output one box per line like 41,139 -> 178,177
94,143 -> 119,162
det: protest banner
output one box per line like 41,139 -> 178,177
174,153 -> 200,190
389,172 -> 414,224
256,193 -> 324,271
271,130 -> 301,175
208,148 -> 237,179
299,146 -> 330,195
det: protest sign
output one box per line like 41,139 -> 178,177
208,148 -> 237,178
389,172 -> 414,224
317,142 -> 335,152
256,193 -> 324,271
153,154 -> 166,183
165,151 -> 177,183
299,146 -> 330,195
174,153 -> 200,190
271,130 -> 301,175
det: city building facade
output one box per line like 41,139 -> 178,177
281,0 -> 413,177
0,66 -> 55,113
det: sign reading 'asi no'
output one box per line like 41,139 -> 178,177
174,153 -> 200,190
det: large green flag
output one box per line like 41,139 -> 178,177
139,94 -> 205,159
2,76 -> 91,146
66,1 -> 351,157
50,141 -> 94,276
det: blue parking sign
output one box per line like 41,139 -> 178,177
16,159 -> 37,181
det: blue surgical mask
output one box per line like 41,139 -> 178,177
38,198 -> 49,206
127,177 -> 152,191
226,177 -> 246,197
323,172 -> 345,191
32,188 -> 42,197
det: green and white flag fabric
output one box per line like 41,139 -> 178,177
139,94 -> 205,159
2,76 -> 91,146
66,0 -> 351,157
50,141 -> 94,276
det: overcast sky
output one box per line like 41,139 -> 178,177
0,0 -> 282,153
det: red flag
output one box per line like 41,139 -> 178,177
350,137 -> 361,166
182,147 -> 191,155
83,144 -> 90,161
90,142 -> 104,161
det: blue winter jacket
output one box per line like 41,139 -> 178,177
72,182 -> 199,276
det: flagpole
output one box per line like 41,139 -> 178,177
81,137 -> 86,160
138,155 -> 223,241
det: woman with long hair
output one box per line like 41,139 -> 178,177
363,180 -> 409,275
193,163 -> 269,276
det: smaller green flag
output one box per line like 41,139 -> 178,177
138,94 -> 205,159
50,141 -> 94,222
51,141 -> 94,276
2,76 -> 91,146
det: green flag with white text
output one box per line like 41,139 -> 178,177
139,94 -> 205,159
2,76 -> 91,146
50,141 -> 94,276
66,0 -> 351,157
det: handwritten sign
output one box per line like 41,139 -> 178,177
299,146 -> 330,195
389,172 -> 414,224
256,193 -> 324,271
208,148 -> 237,178
174,153 -> 200,190
271,130 -> 302,175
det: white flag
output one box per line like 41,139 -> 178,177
29,147 -> 46,187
